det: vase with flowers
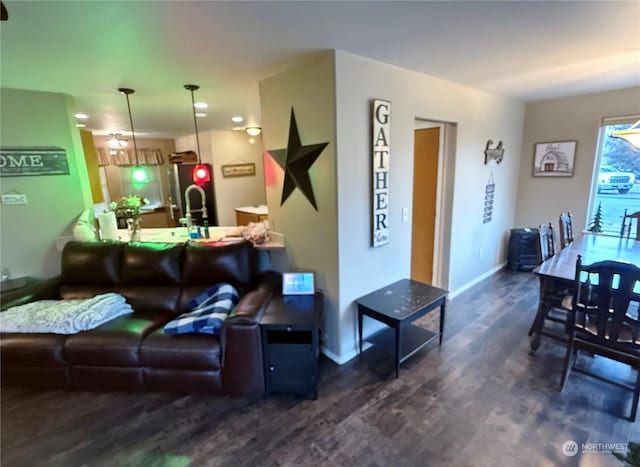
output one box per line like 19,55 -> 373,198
110,194 -> 149,242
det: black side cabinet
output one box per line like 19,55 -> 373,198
261,293 -> 323,399
507,227 -> 541,273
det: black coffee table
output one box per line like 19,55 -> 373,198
355,279 -> 448,378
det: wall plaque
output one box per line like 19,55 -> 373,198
484,140 -> 504,164
0,147 -> 70,176
221,162 -> 256,178
483,174 -> 495,224
372,99 -> 390,247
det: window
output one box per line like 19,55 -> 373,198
589,117 -> 640,235
119,166 -> 164,209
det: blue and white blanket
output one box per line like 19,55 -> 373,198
0,293 -> 133,334
164,283 -> 239,335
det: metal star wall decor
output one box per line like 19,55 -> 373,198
267,108 -> 329,210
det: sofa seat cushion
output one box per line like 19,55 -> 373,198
141,328 -> 221,371
64,313 -> 171,367
1,333 -> 68,366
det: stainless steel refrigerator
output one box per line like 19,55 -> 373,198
167,163 -> 218,226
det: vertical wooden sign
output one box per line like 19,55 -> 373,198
372,99 -> 390,247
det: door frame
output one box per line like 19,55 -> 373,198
413,119 -> 456,289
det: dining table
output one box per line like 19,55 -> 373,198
528,233 -> 640,352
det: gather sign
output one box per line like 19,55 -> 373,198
0,147 -> 70,176
372,99 -> 390,247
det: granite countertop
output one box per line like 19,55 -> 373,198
115,227 -> 284,250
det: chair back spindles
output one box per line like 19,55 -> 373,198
621,209 -> 640,241
560,255 -> 640,421
572,258 -> 640,344
559,211 -> 574,249
537,222 -> 555,262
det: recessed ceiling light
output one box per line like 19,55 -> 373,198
76,123 -> 86,128
194,102 -> 208,109
74,113 -> 89,119
232,116 -> 244,123
195,112 -> 207,118
246,127 -> 261,136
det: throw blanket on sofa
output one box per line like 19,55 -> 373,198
0,293 -> 133,334
164,283 -> 239,335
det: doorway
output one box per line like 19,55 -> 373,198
411,126 -> 440,284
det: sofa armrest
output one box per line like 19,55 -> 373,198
220,286 -> 274,395
1,276 -> 61,311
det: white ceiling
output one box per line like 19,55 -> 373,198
2,1 -> 639,138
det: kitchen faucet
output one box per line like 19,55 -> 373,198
184,183 -> 208,227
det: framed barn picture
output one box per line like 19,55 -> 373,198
532,141 -> 576,177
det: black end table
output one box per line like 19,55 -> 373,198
355,279 -> 448,378
261,293 -> 323,399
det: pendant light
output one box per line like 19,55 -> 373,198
184,84 -> 210,185
118,87 -> 149,185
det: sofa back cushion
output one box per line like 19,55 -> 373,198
60,241 -> 123,299
59,240 -> 259,316
180,241 -> 256,312
119,243 -> 184,314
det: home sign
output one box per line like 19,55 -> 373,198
372,99 -> 390,247
0,147 -> 70,176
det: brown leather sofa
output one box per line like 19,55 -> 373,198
1,240 -> 278,395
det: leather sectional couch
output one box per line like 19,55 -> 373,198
1,240 -> 278,395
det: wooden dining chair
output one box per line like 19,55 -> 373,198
528,222 -> 572,340
559,211 -> 574,249
537,222 -> 555,262
560,255 -> 640,421
621,209 -> 640,240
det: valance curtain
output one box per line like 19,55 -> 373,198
97,147 -> 165,166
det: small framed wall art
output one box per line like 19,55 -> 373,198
532,141 -> 576,177
221,162 -> 256,178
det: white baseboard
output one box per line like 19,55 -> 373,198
448,261 -> 506,300
321,342 -> 372,365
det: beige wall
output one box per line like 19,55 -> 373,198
259,50 -> 525,362
333,50 -> 525,360
0,88 -> 92,278
515,87 -> 640,232
259,51 -> 339,356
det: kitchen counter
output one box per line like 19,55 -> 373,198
115,227 -> 284,250
235,205 -> 268,226
235,205 -> 268,215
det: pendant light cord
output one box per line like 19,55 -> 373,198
119,88 -> 139,165
185,84 -> 202,164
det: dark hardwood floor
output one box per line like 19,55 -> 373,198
2,271 -> 639,467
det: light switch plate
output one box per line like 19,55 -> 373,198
1,194 -> 28,205
402,207 -> 409,222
